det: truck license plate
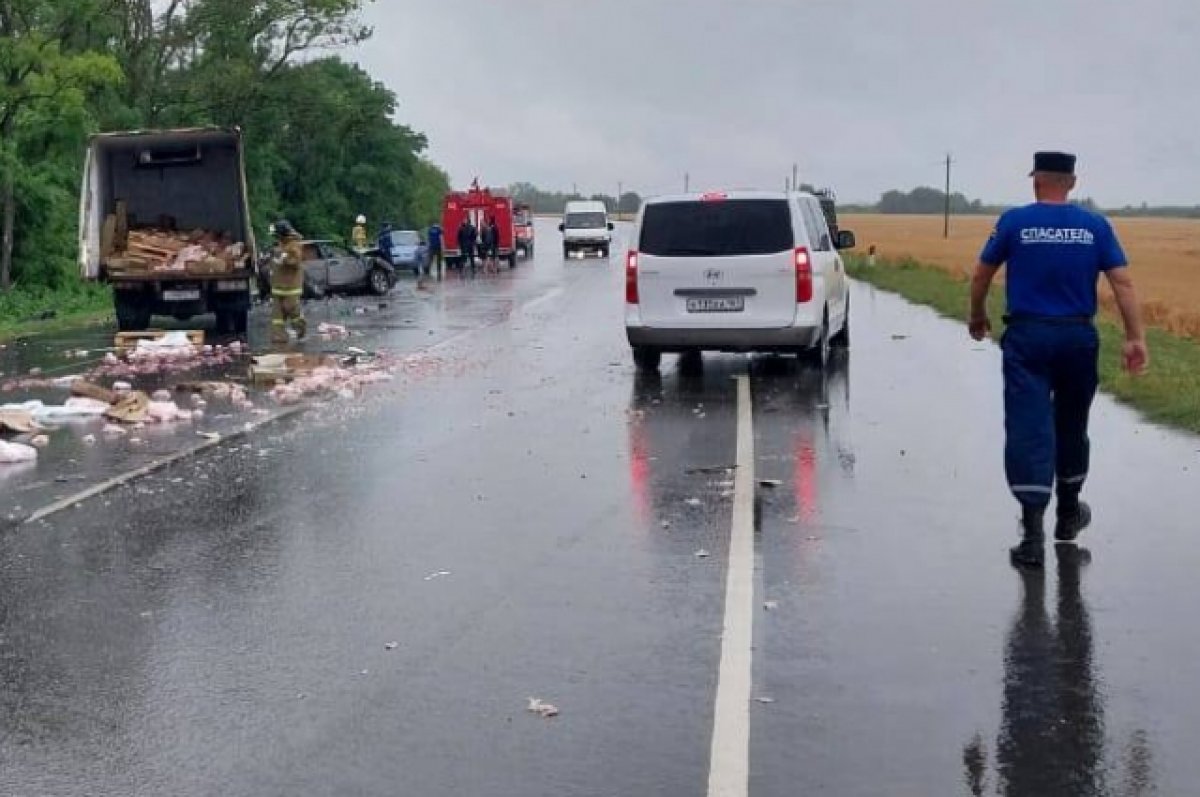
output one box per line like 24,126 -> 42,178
163,289 -> 201,301
686,297 -> 744,313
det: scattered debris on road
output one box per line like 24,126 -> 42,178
695,548 -> 710,558
527,698 -> 560,718
684,497 -> 702,507
318,322 -> 350,340
763,600 -> 779,611
686,465 -> 735,475
755,696 -> 776,704
384,642 -> 399,651
423,570 -> 452,581
0,408 -> 40,434
0,440 -> 38,463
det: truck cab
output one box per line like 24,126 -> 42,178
79,128 -> 256,335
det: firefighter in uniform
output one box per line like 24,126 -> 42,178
270,219 -> 307,345
352,214 -> 369,250
970,152 -> 1148,568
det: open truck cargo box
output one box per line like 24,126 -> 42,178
78,128 -> 257,334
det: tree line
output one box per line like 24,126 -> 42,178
842,187 -> 1200,218
0,0 -> 449,295
508,183 -> 643,215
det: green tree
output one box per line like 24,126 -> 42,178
0,0 -> 120,289
0,0 -> 449,307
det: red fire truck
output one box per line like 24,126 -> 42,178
442,180 -> 518,269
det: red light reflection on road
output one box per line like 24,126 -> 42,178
628,418 -> 652,526
794,427 -> 818,525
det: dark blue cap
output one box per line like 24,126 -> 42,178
1029,151 -> 1076,176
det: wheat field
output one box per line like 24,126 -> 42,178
843,213 -> 1200,338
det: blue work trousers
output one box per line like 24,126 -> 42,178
1001,319 -> 1099,509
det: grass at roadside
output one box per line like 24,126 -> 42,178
846,254 -> 1200,434
0,285 -> 113,342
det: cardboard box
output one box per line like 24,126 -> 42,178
114,329 -> 205,351
186,256 -> 230,276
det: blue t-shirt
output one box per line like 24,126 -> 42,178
979,203 -> 1127,317
427,224 -> 443,250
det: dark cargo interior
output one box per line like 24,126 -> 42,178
95,131 -> 249,243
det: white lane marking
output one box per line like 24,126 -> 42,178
519,286 -> 564,314
21,406 -> 307,526
707,374 -> 756,797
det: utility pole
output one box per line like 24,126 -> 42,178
943,153 -> 953,239
684,172 -> 690,193
572,182 -> 578,198
617,181 -> 623,213
792,162 -> 799,192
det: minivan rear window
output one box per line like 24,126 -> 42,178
639,199 -> 793,257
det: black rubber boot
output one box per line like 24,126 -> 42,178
1010,507 -> 1046,568
1055,500 -> 1092,543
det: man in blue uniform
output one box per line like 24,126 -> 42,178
970,151 -> 1148,568
427,221 -> 444,278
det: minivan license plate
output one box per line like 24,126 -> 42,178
163,289 -> 201,302
686,297 -> 744,313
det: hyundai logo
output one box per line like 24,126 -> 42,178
704,269 -> 723,285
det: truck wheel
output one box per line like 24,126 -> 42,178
508,253 -> 518,269
115,295 -> 151,331
369,267 -> 391,296
563,244 -> 571,259
220,309 -> 249,337
632,347 -> 662,372
601,246 -> 610,259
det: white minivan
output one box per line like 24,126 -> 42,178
624,190 -> 855,370
560,200 -> 614,258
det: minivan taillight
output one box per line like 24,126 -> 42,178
625,251 -> 639,304
795,247 -> 813,303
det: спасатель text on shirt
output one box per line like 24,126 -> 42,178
1018,227 -> 1095,245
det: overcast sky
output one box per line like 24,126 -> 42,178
352,0 -> 1200,206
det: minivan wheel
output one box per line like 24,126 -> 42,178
632,347 -> 662,372
802,314 -> 831,368
830,299 -> 850,348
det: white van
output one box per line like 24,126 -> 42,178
559,200 -> 613,258
624,190 -> 855,370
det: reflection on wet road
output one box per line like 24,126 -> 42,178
2,220 -> 1198,795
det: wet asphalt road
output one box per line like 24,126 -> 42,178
2,220 -> 1199,796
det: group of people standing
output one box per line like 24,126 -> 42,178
348,212 -> 507,277
456,215 -> 502,272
